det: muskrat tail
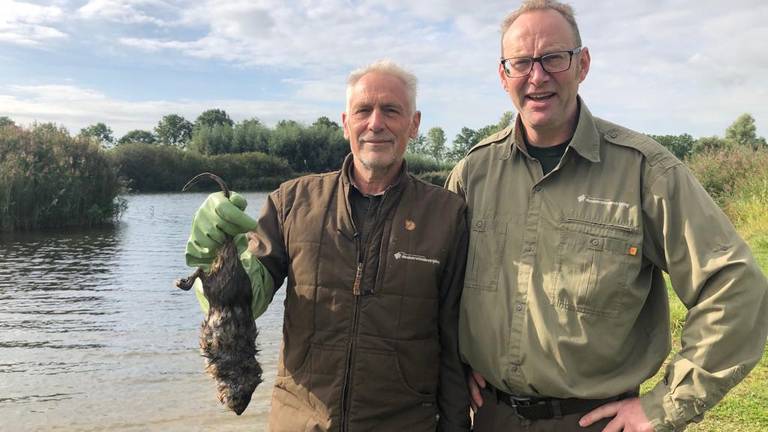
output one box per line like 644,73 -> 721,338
175,172 -> 231,291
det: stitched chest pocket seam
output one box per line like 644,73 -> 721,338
551,219 -> 640,317
465,218 -> 507,291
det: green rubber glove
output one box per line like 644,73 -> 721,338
185,191 -> 257,272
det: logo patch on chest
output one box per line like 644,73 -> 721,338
577,194 -> 630,210
393,251 -> 440,265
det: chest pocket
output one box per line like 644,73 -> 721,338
551,217 -> 640,318
465,218 -> 507,291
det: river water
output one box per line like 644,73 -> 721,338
0,193 -> 283,431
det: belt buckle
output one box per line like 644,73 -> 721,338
508,395 -> 535,420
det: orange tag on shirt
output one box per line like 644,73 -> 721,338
628,246 -> 638,256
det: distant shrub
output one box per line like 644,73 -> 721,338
209,152 -> 294,191
687,146 -> 767,206
405,153 -> 453,174
111,143 -> 295,192
111,142 -> 206,192
0,123 -> 124,231
417,170 -> 450,187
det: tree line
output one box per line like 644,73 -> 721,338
0,110 -> 765,232
2,109 -> 766,170
68,108 -> 520,170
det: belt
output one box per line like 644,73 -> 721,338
494,389 -> 638,421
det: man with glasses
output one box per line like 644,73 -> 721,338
446,1 -> 768,431
185,60 -> 471,431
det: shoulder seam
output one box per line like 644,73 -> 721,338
467,125 -> 513,156
596,118 -> 681,170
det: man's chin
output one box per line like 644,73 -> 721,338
359,155 -> 399,172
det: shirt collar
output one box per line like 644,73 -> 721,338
509,96 -> 601,163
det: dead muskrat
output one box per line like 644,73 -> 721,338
176,172 -> 263,415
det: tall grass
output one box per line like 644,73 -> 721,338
0,123 -> 124,232
688,147 -> 768,239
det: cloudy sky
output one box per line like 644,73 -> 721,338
1,0 -> 767,144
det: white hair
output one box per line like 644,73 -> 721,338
345,59 -> 418,114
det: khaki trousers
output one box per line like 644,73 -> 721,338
472,386 -> 613,432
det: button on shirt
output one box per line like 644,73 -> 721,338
446,100 -> 768,431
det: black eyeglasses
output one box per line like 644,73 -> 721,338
501,47 -> 583,78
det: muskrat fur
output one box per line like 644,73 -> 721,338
176,172 -> 263,415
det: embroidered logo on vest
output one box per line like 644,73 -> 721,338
393,251 -> 440,265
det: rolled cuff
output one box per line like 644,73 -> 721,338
640,382 -> 703,432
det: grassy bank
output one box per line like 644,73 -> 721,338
640,148 -> 768,431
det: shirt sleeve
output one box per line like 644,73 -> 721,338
639,163 -> 768,431
436,203 -> 472,432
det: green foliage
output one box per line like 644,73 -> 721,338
0,116 -> 15,128
497,111 -> 515,129
268,119 -> 348,172
0,123 -> 123,231
111,143 -> 294,192
693,135 -> 730,155
648,133 -> 695,160
189,123 -> 235,155
687,146 -> 766,206
726,113 -> 767,151
407,133 -> 428,155
426,127 -> 447,162
118,129 -> 156,145
404,153 -> 452,174
195,108 -> 234,129
312,116 -> 340,129
79,122 -> 115,148
447,127 -> 479,162
718,150 -> 768,239
416,170 -> 449,187
447,112 -> 514,162
155,114 -> 193,147
111,142 -> 206,192
208,152 -> 293,191
232,118 -> 271,153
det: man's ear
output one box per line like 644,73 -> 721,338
498,62 -> 510,92
341,112 -> 350,140
409,110 -> 421,139
578,47 -> 591,83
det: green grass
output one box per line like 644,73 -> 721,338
640,233 -> 768,431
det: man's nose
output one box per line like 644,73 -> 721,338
369,108 -> 385,131
528,61 -> 550,86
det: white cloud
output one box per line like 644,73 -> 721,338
0,83 -> 333,137
0,1 -> 67,46
575,0 -> 768,136
1,0 -> 766,140
121,0 -> 498,73
77,0 -> 175,26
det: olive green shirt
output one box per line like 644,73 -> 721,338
446,101 -> 768,431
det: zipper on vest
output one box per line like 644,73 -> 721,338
340,295 -> 361,431
341,232 -> 363,431
352,232 -> 364,296
352,263 -> 363,296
